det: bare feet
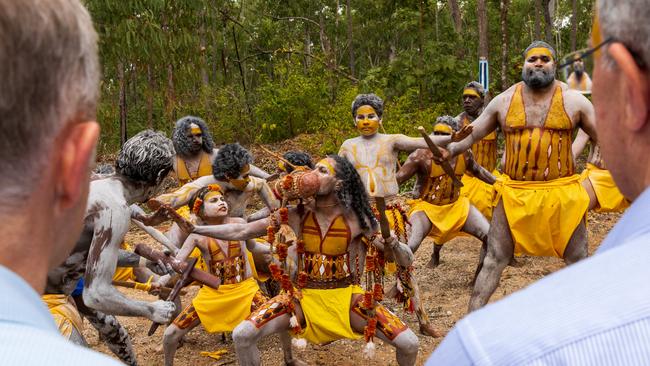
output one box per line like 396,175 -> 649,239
426,246 -> 442,269
508,256 -> 523,267
420,323 -> 444,338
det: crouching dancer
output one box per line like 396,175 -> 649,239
185,156 -> 419,366
397,116 -> 495,278
44,130 -> 177,365
162,184 -> 268,366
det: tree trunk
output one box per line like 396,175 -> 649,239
346,0 -> 355,77
418,0 -> 425,109
200,8 -> 209,87
534,0 -> 542,40
221,18 -> 229,84
500,0 -> 510,91
232,26 -> 253,125
542,0 -> 553,45
167,63 -> 175,123
118,61 -> 127,146
570,0 -> 578,51
478,0 -> 488,59
146,64 -> 154,129
448,0 -> 462,33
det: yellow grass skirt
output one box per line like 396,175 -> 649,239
297,285 -> 364,345
192,277 -> 260,333
42,294 -> 84,339
581,163 -> 630,213
407,197 -> 470,244
494,174 -> 589,258
460,173 -> 497,220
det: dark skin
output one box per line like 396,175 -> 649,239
462,93 -> 484,118
397,142 -> 495,278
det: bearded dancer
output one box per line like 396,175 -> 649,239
439,41 -> 598,312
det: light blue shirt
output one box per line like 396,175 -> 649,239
0,266 -> 122,365
427,187 -> 650,366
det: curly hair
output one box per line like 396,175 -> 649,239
212,143 -> 253,180
171,115 -> 215,157
283,151 -> 314,172
464,81 -> 486,98
351,93 -> 384,119
436,115 -> 461,132
115,130 -> 175,185
329,155 -> 377,231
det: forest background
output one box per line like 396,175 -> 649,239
86,0 -> 594,155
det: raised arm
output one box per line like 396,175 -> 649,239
250,164 -> 270,179
132,219 -> 180,254
254,178 -> 280,211
465,150 -> 497,185
572,128 -> 591,161
150,174 -> 216,210
83,210 -> 175,323
194,217 -> 270,241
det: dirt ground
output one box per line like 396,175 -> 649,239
82,209 -> 620,366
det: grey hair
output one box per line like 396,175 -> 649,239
436,115 -> 461,132
464,81 -> 486,98
115,130 -> 175,186
523,41 -> 557,60
598,0 -> 650,69
171,115 -> 215,157
351,94 -> 384,119
0,0 -> 100,207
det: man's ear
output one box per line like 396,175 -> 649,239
608,43 -> 650,132
56,121 -> 100,210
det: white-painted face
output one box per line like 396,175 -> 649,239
314,158 -> 337,195
201,192 -> 229,218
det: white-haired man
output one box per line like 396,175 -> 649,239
0,0 -> 121,364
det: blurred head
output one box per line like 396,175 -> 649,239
522,41 -> 557,89
351,94 -> 384,136
462,81 -> 485,116
172,116 -> 215,158
0,0 -> 101,273
573,57 -> 585,76
592,0 -> 650,199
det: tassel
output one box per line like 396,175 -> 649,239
292,337 -> 307,350
362,341 -> 376,359
289,315 -> 299,328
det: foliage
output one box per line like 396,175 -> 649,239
83,0 -> 595,155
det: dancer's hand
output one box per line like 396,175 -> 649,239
149,300 -> 176,323
162,204 -> 195,234
452,125 -> 473,142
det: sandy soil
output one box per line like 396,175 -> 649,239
82,210 -> 620,366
